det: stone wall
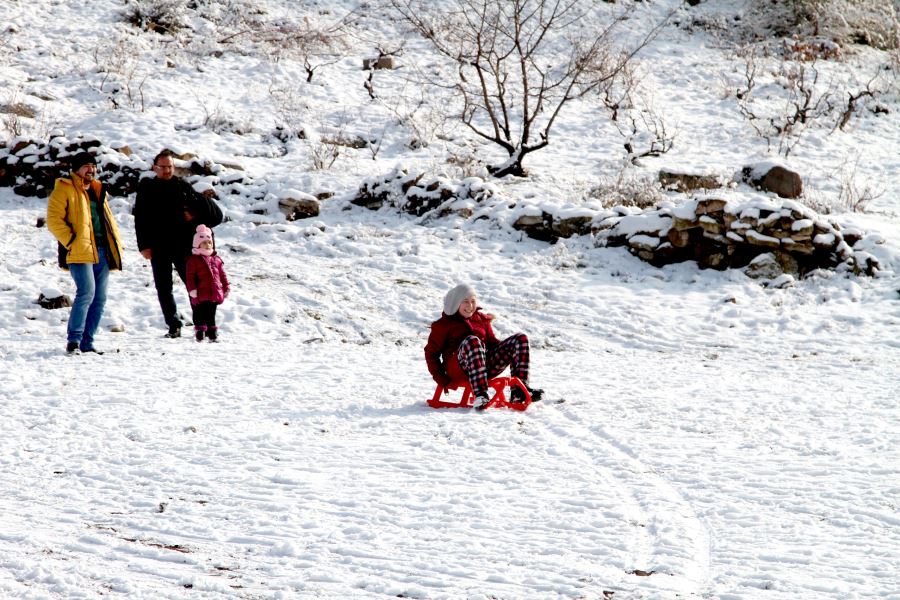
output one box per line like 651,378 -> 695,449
351,168 -> 496,218
595,196 -> 881,278
0,134 -> 322,221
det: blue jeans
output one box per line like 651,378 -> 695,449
67,247 -> 109,350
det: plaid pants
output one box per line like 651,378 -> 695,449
457,333 -> 530,397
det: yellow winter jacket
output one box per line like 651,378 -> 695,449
47,173 -> 123,270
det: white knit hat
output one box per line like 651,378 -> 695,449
443,283 -> 476,315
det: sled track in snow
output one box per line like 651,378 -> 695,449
537,403 -> 712,599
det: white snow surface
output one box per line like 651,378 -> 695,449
2,1 -> 900,599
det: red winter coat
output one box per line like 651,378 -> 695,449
186,253 -> 230,305
424,308 -> 499,387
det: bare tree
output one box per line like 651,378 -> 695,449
391,0 -> 670,178
834,68 -> 890,132
219,14 -> 353,82
617,103 -> 676,165
735,48 -> 838,157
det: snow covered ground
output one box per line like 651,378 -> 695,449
2,1 -> 900,599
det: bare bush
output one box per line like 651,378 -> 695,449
391,0 -> 672,178
796,188 -> 836,215
1,110 -> 23,140
218,11 -> 353,82
199,101 -> 253,135
91,34 -> 153,111
834,66 -> 894,131
831,155 -> 884,212
122,0 -> 190,35
614,92 -> 677,164
598,61 -> 639,123
732,40 -> 894,153
745,0 -> 900,50
734,47 -> 839,156
0,94 -> 60,143
0,87 -> 35,139
376,82 -> 452,151
800,154 -> 884,214
309,139 -> 341,171
443,148 -> 487,179
237,23 -> 348,81
588,169 -> 664,209
190,0 -> 269,30
268,80 -> 310,141
308,117 -> 363,170
121,0 -> 350,81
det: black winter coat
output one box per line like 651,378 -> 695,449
133,176 -> 223,256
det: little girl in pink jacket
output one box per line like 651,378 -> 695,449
185,224 -> 230,342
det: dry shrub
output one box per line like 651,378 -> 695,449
799,155 -> 884,214
745,0 -> 900,51
588,171 -> 664,209
122,0 -> 190,35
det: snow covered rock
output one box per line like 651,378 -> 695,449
278,190 -> 320,221
37,291 -> 71,310
742,162 -> 803,199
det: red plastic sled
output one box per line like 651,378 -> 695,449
427,376 -> 532,411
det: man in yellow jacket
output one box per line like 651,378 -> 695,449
47,151 -> 124,354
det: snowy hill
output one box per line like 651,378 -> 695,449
1,1 -> 899,599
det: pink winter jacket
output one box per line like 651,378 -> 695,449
186,253 -> 230,305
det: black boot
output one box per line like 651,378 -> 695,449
195,328 -> 205,342
510,385 -> 543,403
207,327 -> 218,342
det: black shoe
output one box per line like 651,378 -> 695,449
195,329 -> 205,342
510,385 -> 543,403
207,328 -> 218,342
66,342 -> 79,354
473,394 -> 490,411
80,347 -> 104,355
165,325 -> 182,338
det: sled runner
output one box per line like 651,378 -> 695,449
427,376 -> 532,411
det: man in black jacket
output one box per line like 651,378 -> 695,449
133,149 -> 223,338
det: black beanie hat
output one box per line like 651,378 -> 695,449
70,151 -> 97,171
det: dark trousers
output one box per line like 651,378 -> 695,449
150,251 -> 187,329
192,301 -> 218,331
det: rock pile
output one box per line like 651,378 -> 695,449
351,168 -> 496,217
595,196 -> 881,279
0,134 -> 325,223
0,133 -> 145,198
512,210 -> 595,242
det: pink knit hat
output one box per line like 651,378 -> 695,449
192,224 -> 213,253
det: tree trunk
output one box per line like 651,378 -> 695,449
487,147 -> 528,178
488,161 -> 528,178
